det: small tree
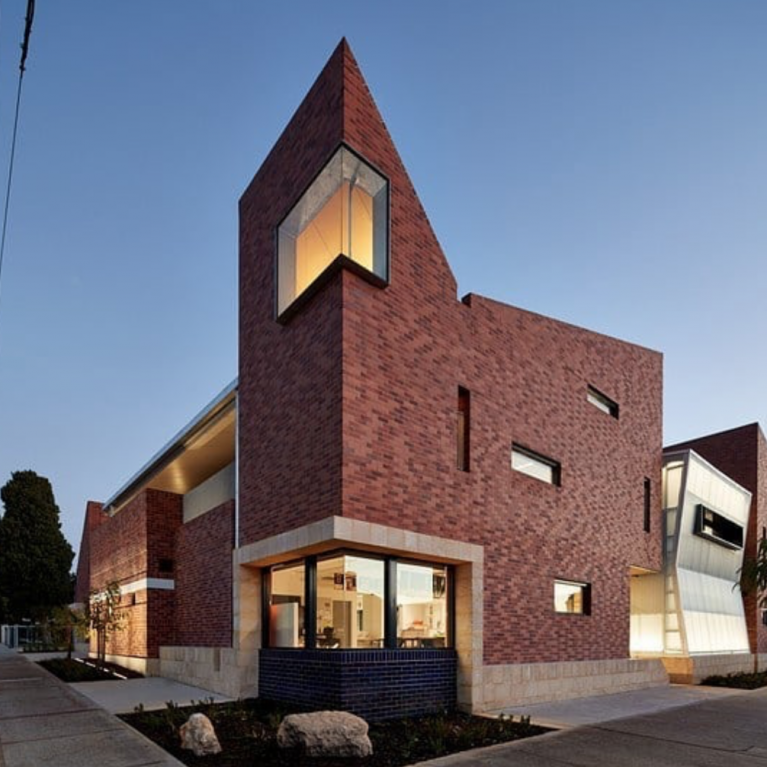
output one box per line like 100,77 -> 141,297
87,581 -> 124,666
48,605 -> 90,659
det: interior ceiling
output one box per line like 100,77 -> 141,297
147,407 -> 236,496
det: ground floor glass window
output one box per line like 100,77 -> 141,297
397,563 -> 449,647
265,551 -> 452,650
316,555 -> 384,648
269,561 -> 305,646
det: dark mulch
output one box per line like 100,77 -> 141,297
120,699 -> 550,767
37,657 -> 144,682
702,670 -> 767,689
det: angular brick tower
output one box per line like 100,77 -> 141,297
238,39 -> 458,546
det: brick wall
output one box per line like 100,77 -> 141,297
74,500 -> 105,603
174,500 -> 234,646
666,423 -> 767,653
237,41 -> 663,667
238,40 -> 346,547
90,494 -> 149,591
259,649 -> 456,721
89,489 -> 183,657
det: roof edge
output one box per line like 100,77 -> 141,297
102,378 -> 238,513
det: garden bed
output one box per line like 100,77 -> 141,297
38,657 -> 144,682
701,671 -> 767,689
120,698 -> 550,766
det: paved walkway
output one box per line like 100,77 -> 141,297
71,677 -> 231,714
0,645 -> 183,766
417,685 -> 767,766
491,683 -> 741,728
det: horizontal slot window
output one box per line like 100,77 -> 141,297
587,385 -> 619,418
511,444 -> 560,486
694,504 -> 744,550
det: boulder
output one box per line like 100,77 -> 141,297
179,712 -> 222,757
277,711 -> 373,758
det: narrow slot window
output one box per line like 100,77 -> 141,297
587,385 -> 619,419
643,478 -> 651,533
511,444 -> 560,486
554,580 -> 591,615
694,504 -> 744,550
457,387 -> 470,471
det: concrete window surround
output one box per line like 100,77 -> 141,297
232,516 -> 484,711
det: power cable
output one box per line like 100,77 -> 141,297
0,0 -> 35,311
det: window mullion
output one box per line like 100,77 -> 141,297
384,558 -> 397,649
305,555 -> 317,648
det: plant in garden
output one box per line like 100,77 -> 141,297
87,580 -> 123,666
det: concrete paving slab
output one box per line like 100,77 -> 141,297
2,727 -> 182,767
0,709 -> 123,744
70,677 -> 231,714
0,660 -> 47,681
599,688 -> 767,752
0,689 -> 99,720
491,684 -> 741,728
504,727 -> 766,767
417,684 -> 767,766
416,725 -> 767,767
0,650 -> 184,767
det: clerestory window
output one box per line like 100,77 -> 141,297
277,145 -> 389,317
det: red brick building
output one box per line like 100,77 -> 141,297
78,40 -> 756,717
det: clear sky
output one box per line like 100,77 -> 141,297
0,1 -> 765,560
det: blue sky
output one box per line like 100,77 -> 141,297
0,1 -> 764,558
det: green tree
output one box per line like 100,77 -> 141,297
0,470 -> 75,622
48,604 -> 89,659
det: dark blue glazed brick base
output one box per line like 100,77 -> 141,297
259,648 -> 457,721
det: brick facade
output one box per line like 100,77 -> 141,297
174,500 -> 234,647
259,649 -> 456,720
73,501 -> 105,604
79,39 -> 763,711
238,39 -> 663,666
89,489 -> 183,657
666,423 -> 767,653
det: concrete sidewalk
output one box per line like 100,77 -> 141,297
417,686 -> 767,766
0,647 -> 183,766
71,676 -> 231,714
491,683 -> 741,728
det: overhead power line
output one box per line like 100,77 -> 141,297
0,0 -> 36,312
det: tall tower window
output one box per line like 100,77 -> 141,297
277,145 -> 389,316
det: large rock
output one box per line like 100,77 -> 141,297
277,711 -> 373,758
179,712 -> 222,757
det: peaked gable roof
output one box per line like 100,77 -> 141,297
240,38 -> 456,298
